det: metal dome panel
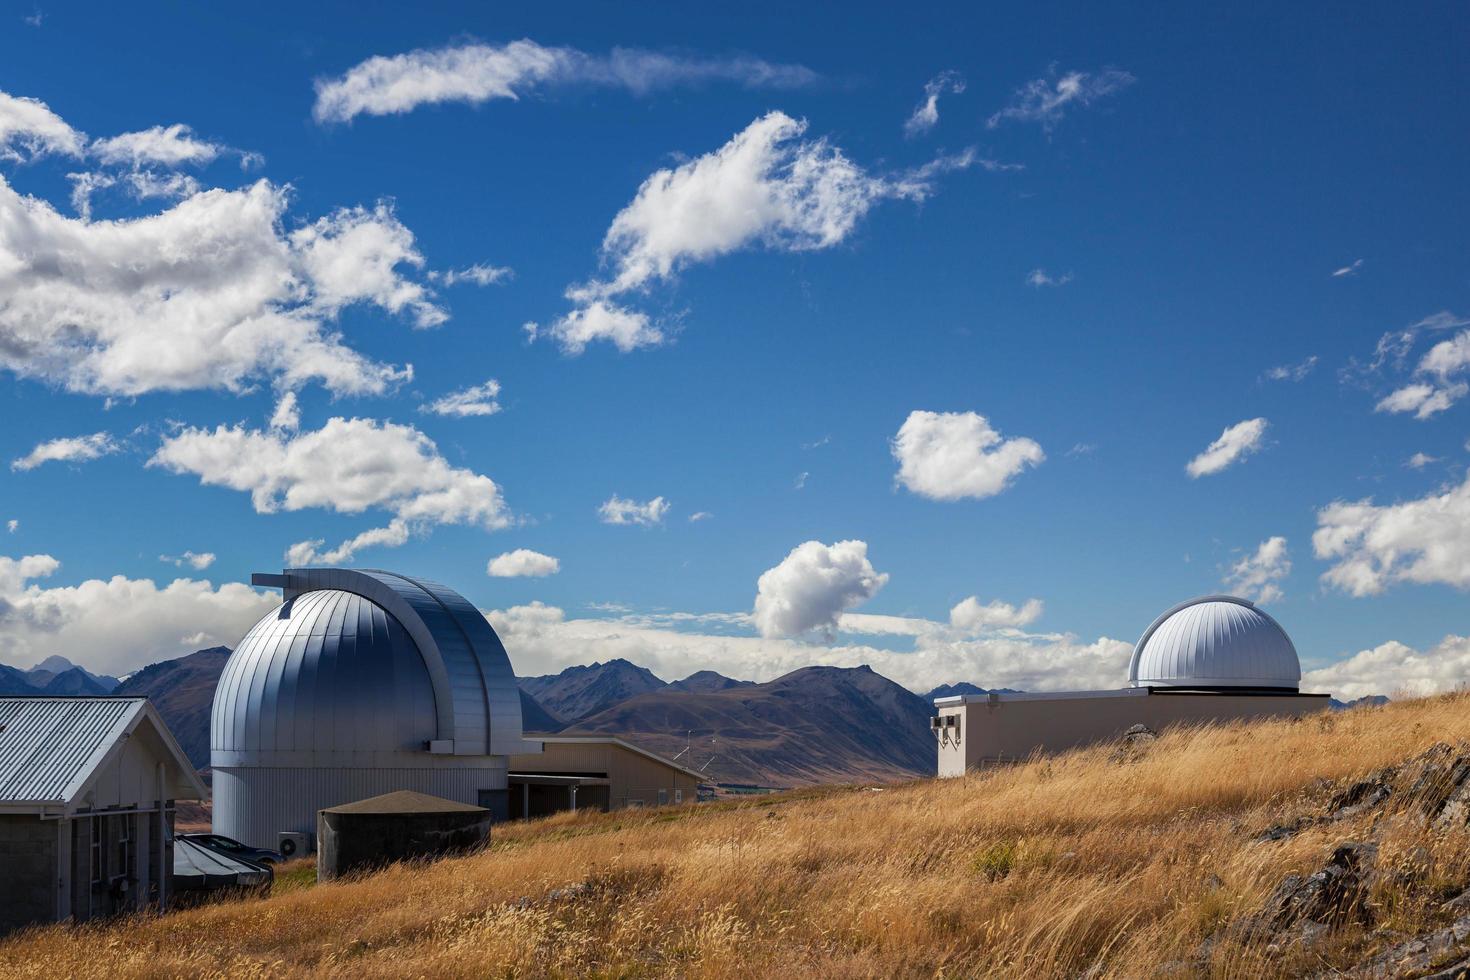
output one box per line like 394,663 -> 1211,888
211,589 -> 438,767
1128,595 -> 1300,690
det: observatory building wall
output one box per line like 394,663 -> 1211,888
935,689 -> 1329,775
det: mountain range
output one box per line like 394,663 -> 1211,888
1,649 -> 956,786
0,655 -> 120,697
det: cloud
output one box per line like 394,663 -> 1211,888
1263,355 -> 1318,382
891,409 -> 1044,501
598,494 -> 670,526
529,111 -> 980,352
486,548 -> 560,578
949,596 -> 1043,630
1406,452 -> 1439,470
22,11 -> 42,27
270,391 -> 301,432
0,90 -> 84,161
312,40 -> 818,123
0,173 -> 428,397
422,379 -> 503,417
987,66 -> 1135,130
753,539 -> 888,639
1376,381 -> 1468,420
90,124 -> 222,168
487,600 -> 1132,695
160,551 -> 216,570
1303,634 -> 1470,701
793,471 -> 809,490
688,511 -> 713,522
1224,536 -> 1290,604
904,70 -> 964,137
11,432 -> 120,471
0,553 -> 278,677
1332,259 -> 1364,278
1025,268 -> 1072,288
1185,418 -> 1269,478
525,300 -> 665,355
428,263 -> 513,287
1376,327 -> 1470,418
6,520 -> 17,533
149,416 -> 510,564
1313,472 -> 1470,596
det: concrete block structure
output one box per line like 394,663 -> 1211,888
0,697 -> 206,934
316,790 -> 491,879
506,736 -> 704,819
936,596 -> 1331,774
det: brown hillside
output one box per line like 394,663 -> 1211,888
9,693 -> 1469,977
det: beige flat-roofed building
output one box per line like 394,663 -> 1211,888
936,595 -> 1331,774
506,736 -> 704,819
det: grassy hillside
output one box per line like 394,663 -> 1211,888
7,693 -> 1470,978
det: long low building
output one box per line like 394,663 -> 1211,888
935,595 -> 1330,774
507,736 -> 705,819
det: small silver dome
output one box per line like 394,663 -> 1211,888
1129,595 -> 1300,691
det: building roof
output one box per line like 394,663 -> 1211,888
0,697 -> 205,809
1129,595 -> 1301,690
321,790 -> 487,815
215,567 -> 536,770
526,735 -> 709,782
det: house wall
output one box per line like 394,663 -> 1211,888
509,741 -> 699,810
0,814 -> 58,934
936,691 -> 1331,776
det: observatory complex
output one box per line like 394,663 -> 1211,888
934,595 -> 1330,774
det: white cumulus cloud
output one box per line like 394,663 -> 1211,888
487,549 -> 560,578
149,416 -> 510,565
891,409 -> 1044,501
1303,634 -> 1470,701
90,123 -> 222,168
312,40 -> 818,123
598,494 -> 670,527
428,263 -> 513,287
1224,536 -> 1290,604
1313,473 -> 1470,596
422,379 -> 503,417
1263,355 -> 1318,382
949,596 -> 1044,630
160,551 -> 216,570
987,67 -> 1135,130
0,553 -> 277,677
1026,268 -> 1072,288
1185,418 -> 1269,478
11,432 -> 120,471
0,90 -> 85,160
529,111 -> 979,353
753,539 -> 889,639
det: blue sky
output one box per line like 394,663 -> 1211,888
1,2 -> 1467,697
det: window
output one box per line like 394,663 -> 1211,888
674,789 -> 683,804
116,815 -> 133,881
657,789 -> 668,805
89,817 -> 102,885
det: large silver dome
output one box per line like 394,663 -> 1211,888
211,567 -> 534,847
1128,595 -> 1300,691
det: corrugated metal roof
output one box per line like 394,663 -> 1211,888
0,697 -> 143,804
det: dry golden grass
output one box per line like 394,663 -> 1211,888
7,693 -> 1470,978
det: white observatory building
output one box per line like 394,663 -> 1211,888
934,595 -> 1330,775
212,568 -> 540,849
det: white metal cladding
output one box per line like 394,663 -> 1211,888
211,590 -> 440,767
0,697 -> 139,804
1129,595 -> 1301,690
212,763 -> 507,844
